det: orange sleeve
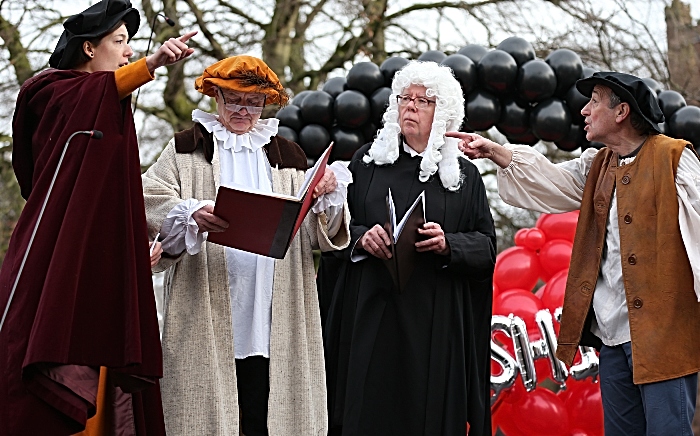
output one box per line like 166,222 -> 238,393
114,57 -> 155,101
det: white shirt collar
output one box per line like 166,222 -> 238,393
192,109 -> 279,152
403,141 -> 426,157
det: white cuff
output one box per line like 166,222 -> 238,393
311,161 -> 352,214
160,199 -> 215,255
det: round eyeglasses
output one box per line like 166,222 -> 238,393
396,94 -> 436,110
218,88 -> 266,114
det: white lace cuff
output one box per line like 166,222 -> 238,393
160,199 -> 215,255
311,161 -> 352,214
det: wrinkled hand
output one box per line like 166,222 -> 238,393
192,204 -> 229,233
416,222 -> 450,256
360,224 -> 392,260
146,31 -> 197,74
313,168 -> 337,199
149,240 -> 163,267
445,131 -> 512,168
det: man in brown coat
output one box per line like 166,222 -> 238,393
447,72 -> 700,436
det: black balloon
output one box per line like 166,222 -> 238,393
507,130 -> 539,146
291,90 -> 313,107
300,91 -> 335,127
346,62 -> 385,96
668,105 -> 700,146
554,123 -> 584,151
497,36 -> 535,67
335,90 -> 371,128
642,77 -> 663,95
517,59 -> 557,102
657,90 -> 687,120
458,44 -> 489,64
277,125 -> 299,144
464,89 -> 501,131
440,54 -> 477,94
275,105 -> 304,131
478,50 -> 518,95
361,122 -> 378,143
322,77 -> 347,98
298,124 -> 331,159
380,56 -> 409,87
565,83 -> 589,125
370,87 -> 392,126
582,66 -> 597,79
496,98 -> 531,137
531,98 -> 571,142
331,126 -> 365,161
418,50 -> 447,63
658,121 -> 667,135
545,49 -> 583,97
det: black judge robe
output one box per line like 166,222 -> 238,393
0,69 -> 164,435
323,143 -> 496,436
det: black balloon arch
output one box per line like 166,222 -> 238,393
275,37 -> 700,162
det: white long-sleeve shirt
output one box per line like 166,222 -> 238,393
497,143 -> 700,346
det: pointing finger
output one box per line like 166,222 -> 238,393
178,30 -> 198,43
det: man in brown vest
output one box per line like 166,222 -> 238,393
447,72 -> 700,436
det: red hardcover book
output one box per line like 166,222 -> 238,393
207,143 -> 333,258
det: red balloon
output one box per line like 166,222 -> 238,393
559,381 -> 604,436
491,400 -> 512,436
569,430 -> 591,436
539,239 -> 573,281
499,387 -> 570,436
534,283 -> 546,299
493,282 -> 501,301
494,246 -> 542,292
501,376 -> 528,405
522,227 -> 546,251
540,268 -> 569,315
514,228 -> 528,247
536,211 -> 579,243
493,289 -> 544,337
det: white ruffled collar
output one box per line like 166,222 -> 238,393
192,109 -> 279,152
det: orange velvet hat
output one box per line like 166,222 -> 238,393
194,56 -> 289,106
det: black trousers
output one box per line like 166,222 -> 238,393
235,356 -> 270,436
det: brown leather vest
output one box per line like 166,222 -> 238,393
556,134 -> 700,384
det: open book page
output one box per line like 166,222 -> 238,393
297,144 -> 334,198
220,183 -> 299,201
395,191 -> 425,243
383,190 -> 426,292
387,189 -> 397,241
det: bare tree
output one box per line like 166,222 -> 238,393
0,0 -> 691,262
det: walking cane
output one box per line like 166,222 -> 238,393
0,130 -> 103,334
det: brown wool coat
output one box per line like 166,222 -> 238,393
142,125 -> 350,435
556,134 -> 700,384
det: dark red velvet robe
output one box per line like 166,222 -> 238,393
0,69 -> 164,435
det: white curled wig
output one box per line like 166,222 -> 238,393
363,60 -> 465,191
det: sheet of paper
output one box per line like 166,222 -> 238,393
395,191 -> 425,241
296,145 -> 333,198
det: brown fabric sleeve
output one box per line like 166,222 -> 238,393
114,58 -> 154,100
266,135 -> 308,170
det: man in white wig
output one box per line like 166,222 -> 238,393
142,56 -> 351,436
323,60 -> 496,436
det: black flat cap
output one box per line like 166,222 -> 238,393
576,71 -> 664,133
49,0 -> 140,69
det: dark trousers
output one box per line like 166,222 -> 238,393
600,342 -> 697,436
235,356 -> 270,436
